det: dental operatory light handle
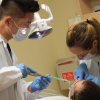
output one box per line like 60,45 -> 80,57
50,76 -> 70,84
41,4 -> 53,23
31,4 -> 53,25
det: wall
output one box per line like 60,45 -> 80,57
91,0 -> 100,12
9,0 -> 80,97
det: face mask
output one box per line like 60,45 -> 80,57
82,52 -> 97,60
8,20 -> 30,42
77,48 -> 97,60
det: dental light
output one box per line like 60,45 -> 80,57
28,4 -> 53,39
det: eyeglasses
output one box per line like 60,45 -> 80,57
24,18 -> 33,23
77,50 -> 91,59
21,18 -> 34,28
68,80 -> 80,100
77,53 -> 87,57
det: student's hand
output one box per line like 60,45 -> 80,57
86,75 -> 100,86
74,62 -> 89,80
16,63 -> 37,78
30,74 -> 52,92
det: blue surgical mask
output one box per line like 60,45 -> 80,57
8,19 -> 30,42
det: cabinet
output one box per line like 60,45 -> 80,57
77,0 -> 100,21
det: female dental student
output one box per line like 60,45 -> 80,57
66,17 -> 100,86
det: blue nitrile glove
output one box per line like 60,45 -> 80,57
74,62 -> 89,80
16,63 -> 37,78
30,74 -> 52,92
86,75 -> 100,86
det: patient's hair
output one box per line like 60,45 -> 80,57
71,80 -> 100,100
0,0 -> 40,20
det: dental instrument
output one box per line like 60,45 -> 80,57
28,71 -> 70,84
50,76 -> 70,84
28,71 -> 45,77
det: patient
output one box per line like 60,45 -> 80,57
69,80 -> 100,100
36,80 -> 100,100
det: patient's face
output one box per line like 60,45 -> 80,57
69,80 -> 84,100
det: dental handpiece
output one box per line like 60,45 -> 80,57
28,71 -> 45,77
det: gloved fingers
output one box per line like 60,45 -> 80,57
80,62 -> 87,67
86,75 -> 95,80
37,81 -> 47,90
41,77 -> 50,85
75,73 -> 84,80
45,74 -> 50,76
74,71 -> 77,75
76,62 -> 85,68
36,83 -> 43,90
36,76 -> 47,86
75,75 -> 79,80
37,79 -> 45,87
79,74 -> 84,80
38,78 -> 47,86
24,65 -> 28,77
31,83 -> 42,92
26,66 -> 37,73
30,76 -> 50,92
36,76 -> 42,81
37,84 -> 46,90
86,75 -> 100,86
84,72 -> 89,79
44,74 -> 52,83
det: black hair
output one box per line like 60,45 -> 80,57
0,0 -> 40,20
